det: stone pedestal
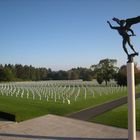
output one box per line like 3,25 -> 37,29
127,58 -> 136,140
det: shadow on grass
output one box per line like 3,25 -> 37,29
0,133 -> 128,140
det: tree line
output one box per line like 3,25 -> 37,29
0,58 -> 140,86
0,64 -> 94,81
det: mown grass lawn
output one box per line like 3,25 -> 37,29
0,89 -> 127,122
1,84 -> 140,123
90,98 -> 140,131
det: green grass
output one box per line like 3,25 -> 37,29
0,89 -> 127,122
0,84 -> 140,123
90,98 -> 140,131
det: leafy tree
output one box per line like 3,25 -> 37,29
115,64 -> 140,86
29,65 -> 37,80
96,73 -> 104,84
134,64 -> 140,85
93,59 -> 118,85
57,70 -> 68,80
68,70 -> 79,80
135,72 -> 140,85
0,60 -> 122,83
46,68 -> 53,80
0,68 -> 7,81
78,68 -> 93,81
0,68 -> 15,81
15,64 -> 24,80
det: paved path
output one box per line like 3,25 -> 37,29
0,118 -> 15,129
0,114 -> 140,140
68,93 -> 140,120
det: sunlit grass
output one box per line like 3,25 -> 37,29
90,98 -> 140,131
0,81 -> 139,122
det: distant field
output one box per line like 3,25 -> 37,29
90,98 -> 140,131
0,81 -> 140,122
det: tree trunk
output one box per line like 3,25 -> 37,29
105,80 -> 108,86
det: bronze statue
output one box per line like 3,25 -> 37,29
112,16 -> 140,29
107,16 -> 140,61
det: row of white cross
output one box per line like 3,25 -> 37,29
0,81 -> 128,104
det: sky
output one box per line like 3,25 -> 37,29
0,0 -> 140,70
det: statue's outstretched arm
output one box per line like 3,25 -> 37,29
107,21 -> 117,30
112,17 -> 121,25
128,28 -> 136,36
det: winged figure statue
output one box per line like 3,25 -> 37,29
107,16 -> 140,61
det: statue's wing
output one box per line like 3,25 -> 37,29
125,16 -> 140,28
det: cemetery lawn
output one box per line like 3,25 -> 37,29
89,98 -> 140,131
0,91 -> 127,122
